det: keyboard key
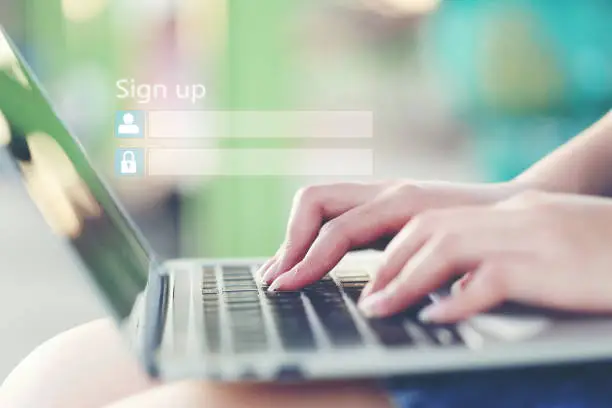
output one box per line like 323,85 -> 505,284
364,297 -> 464,348
201,268 -> 222,354
203,266 -> 271,354
339,280 -> 367,303
202,264 -> 463,356
303,281 -> 364,347
201,292 -> 221,353
395,298 -> 464,346
266,291 -> 317,351
420,324 -> 464,346
222,266 -> 253,278
368,316 -> 414,347
224,289 -> 268,353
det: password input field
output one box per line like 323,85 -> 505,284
146,111 -> 373,139
147,148 -> 374,176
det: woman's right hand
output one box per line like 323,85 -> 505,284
259,180 -> 529,292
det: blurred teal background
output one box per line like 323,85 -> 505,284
426,0 -> 612,180
3,0 -> 611,257
0,0 -> 611,380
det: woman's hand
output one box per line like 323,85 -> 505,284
358,191 -> 612,322
259,180 -> 525,289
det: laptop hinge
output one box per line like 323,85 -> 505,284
141,262 -> 170,378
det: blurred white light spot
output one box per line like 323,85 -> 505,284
0,110 -> 10,146
112,0 -> 173,28
27,132 -> 80,186
62,0 -> 109,23
0,34 -> 15,68
21,160 -> 83,238
21,132 -> 101,238
0,33 -> 30,88
362,0 -> 441,16
392,0 -> 441,13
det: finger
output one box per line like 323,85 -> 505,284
450,272 -> 473,295
358,214 -> 530,318
256,244 -> 288,282
358,233 -> 469,317
351,235 -> 395,252
362,207 -> 508,299
269,190 -> 417,291
418,264 -> 507,323
360,218 -> 427,299
262,183 -> 384,284
255,255 -> 279,282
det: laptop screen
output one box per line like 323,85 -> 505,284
0,29 -> 151,320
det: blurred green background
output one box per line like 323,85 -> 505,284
1,0 -> 612,381
1,0 -> 611,258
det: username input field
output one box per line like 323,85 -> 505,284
147,148 -> 374,176
146,111 -> 373,139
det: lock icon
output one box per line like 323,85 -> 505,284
120,150 -> 138,174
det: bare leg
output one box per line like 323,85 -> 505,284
0,319 -> 155,408
0,320 -> 392,408
103,381 -> 392,408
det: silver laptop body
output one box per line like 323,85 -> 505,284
2,27 -> 612,383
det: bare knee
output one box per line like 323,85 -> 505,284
103,380 -> 392,408
0,319 -> 154,408
0,322 -> 391,408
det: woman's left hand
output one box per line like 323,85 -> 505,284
358,191 -> 612,322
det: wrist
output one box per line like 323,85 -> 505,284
496,179 -> 541,197
510,173 -> 577,195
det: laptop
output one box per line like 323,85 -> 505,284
1,27 -> 612,382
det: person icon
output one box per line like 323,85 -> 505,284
117,113 -> 140,135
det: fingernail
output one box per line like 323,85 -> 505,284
255,263 -> 270,281
418,305 -> 444,323
262,264 -> 281,285
267,279 -> 281,292
261,246 -> 285,283
358,291 -> 388,317
267,273 -> 289,292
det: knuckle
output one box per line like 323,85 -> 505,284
379,179 -> 402,190
410,210 -> 438,234
386,182 -> 424,200
280,238 -> 297,255
319,219 -> 347,239
481,263 -> 509,295
293,185 -> 323,206
407,215 -> 429,238
433,232 -> 461,258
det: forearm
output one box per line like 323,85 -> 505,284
515,110 -> 612,196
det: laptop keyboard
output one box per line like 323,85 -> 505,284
266,291 -> 317,351
200,264 -> 464,354
302,277 -> 364,347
